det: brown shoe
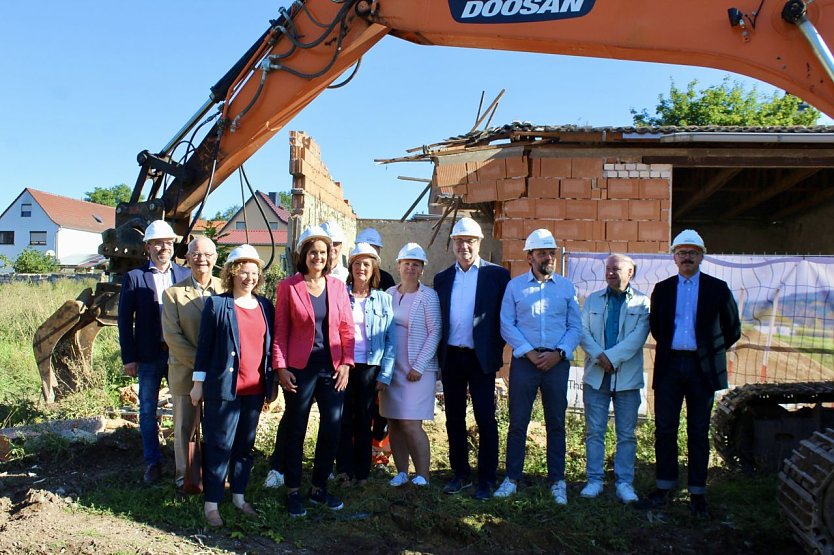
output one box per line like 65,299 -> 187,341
143,463 -> 162,485
237,502 -> 257,517
205,509 -> 223,527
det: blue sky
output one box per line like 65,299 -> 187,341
2,1 -> 828,221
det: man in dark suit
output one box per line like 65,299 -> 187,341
118,220 -> 190,484
648,229 -> 740,517
434,217 -> 510,500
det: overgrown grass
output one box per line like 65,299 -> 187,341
63,398 -> 798,554
0,279 -> 126,427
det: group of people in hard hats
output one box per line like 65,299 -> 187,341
119,217 -> 740,527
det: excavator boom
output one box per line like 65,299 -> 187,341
38,0 -> 834,393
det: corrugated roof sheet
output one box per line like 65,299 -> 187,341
27,188 -> 115,233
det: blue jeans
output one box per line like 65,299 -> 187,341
506,357 -> 569,483
203,394 -> 264,503
583,383 -> 640,486
138,356 -> 168,465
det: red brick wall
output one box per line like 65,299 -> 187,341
434,150 -> 672,277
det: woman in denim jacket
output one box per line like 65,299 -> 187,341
336,243 -> 396,485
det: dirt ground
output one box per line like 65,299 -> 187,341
0,408 -> 807,555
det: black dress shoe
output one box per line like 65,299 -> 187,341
442,476 -> 472,495
473,481 -> 495,501
689,494 -> 709,518
643,488 -> 672,508
143,463 -> 162,485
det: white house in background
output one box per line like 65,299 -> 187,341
0,188 -> 115,271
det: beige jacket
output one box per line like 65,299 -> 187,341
162,275 -> 225,395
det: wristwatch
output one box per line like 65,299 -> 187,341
556,348 -> 566,359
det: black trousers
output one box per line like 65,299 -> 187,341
441,347 -> 498,484
654,353 -> 714,494
336,363 -> 379,481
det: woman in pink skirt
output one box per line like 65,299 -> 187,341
380,243 -> 441,487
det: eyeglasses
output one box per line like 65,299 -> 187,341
189,252 -> 216,259
453,238 -> 479,246
674,250 -> 702,257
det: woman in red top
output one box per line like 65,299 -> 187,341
271,225 -> 354,518
191,245 -> 275,528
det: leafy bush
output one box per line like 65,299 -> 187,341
13,247 -> 59,273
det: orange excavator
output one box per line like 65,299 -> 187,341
31,0 -> 834,548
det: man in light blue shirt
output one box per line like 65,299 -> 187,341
494,229 -> 582,505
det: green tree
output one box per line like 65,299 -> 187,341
212,205 -> 240,221
278,191 -> 292,209
13,248 -> 58,273
631,77 -> 820,126
200,220 -> 231,274
84,184 -> 139,207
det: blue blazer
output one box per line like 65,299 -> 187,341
194,293 -> 276,401
433,259 -> 511,374
118,261 -> 190,365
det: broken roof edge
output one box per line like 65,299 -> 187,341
384,122 -> 834,161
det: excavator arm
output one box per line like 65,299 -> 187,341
36,0 -> 834,402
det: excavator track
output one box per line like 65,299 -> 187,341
778,428 -> 834,554
712,382 -> 834,473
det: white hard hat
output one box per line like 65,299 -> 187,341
321,220 -> 346,243
225,244 -> 264,267
450,217 -> 484,239
296,225 -> 332,253
348,242 -> 381,265
524,228 -> 557,251
356,227 -> 383,248
143,220 -> 180,242
671,229 -> 706,253
396,242 -> 428,264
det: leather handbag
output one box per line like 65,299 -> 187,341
183,406 -> 203,495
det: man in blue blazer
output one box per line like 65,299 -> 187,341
648,229 -> 740,517
434,217 -> 510,500
118,220 -> 190,485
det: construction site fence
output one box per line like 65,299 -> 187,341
565,253 -> 834,413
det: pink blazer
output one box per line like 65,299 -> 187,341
272,273 -> 355,371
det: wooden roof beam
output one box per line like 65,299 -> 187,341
771,185 -> 834,220
721,168 -> 819,219
674,168 -> 741,219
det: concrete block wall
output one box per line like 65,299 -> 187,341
288,131 -> 357,256
435,149 -> 672,277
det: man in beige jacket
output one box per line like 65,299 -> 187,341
162,236 -> 224,492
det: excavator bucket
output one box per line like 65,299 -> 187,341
33,282 -> 120,403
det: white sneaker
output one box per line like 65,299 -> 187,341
580,481 -> 603,498
411,475 -> 429,487
616,482 -> 639,504
551,480 -> 568,505
263,469 -> 284,489
494,477 -> 517,498
389,472 -> 409,487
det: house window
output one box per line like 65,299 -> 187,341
29,231 -> 47,246
0,231 -> 13,245
269,221 -> 278,230
235,222 -> 246,230
21,203 -> 32,217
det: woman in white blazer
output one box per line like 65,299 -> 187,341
381,243 -> 441,487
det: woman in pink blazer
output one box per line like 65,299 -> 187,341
270,225 -> 354,518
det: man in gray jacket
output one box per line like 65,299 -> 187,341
579,253 -> 650,504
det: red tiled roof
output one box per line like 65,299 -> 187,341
217,229 -> 287,246
193,219 -> 225,232
27,189 -> 115,233
256,191 -> 290,223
